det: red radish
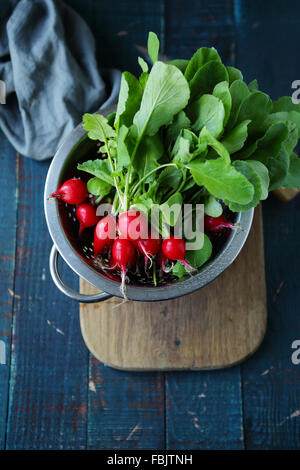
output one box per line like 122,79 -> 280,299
49,178 -> 88,205
76,203 -> 99,237
136,236 -> 161,268
109,255 -> 120,271
118,210 -> 148,240
162,237 -> 192,270
204,215 -> 233,233
112,238 -> 136,269
94,214 -> 116,257
157,249 -> 168,272
112,238 -> 136,299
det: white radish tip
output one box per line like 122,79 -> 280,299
120,267 -> 128,300
163,262 -> 174,273
180,260 -> 196,273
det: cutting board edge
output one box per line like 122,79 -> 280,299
79,307 -> 267,371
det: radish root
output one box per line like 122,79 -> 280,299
120,267 -> 128,300
180,260 -> 196,273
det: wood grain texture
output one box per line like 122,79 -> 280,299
164,0 -> 235,63
5,157 -> 89,450
166,368 -> 244,449
241,197 -> 300,449
234,0 -> 300,99
0,136 -> 18,449
236,0 -> 300,449
92,0 -> 164,75
80,206 -> 266,370
87,358 -> 165,449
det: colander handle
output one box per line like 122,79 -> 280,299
49,245 -> 113,303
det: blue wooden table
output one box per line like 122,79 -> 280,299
0,0 -> 299,450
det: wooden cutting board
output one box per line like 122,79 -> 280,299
79,206 -> 267,370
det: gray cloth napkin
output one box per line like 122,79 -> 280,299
0,0 -> 121,160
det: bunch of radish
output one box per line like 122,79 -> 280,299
204,215 -> 234,233
49,178 -> 232,299
95,210 -> 197,297
49,178 -> 100,236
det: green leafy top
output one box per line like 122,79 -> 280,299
79,31 -> 300,221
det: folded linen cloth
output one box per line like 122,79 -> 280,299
0,0 -> 121,160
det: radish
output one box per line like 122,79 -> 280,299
109,255 -> 120,271
136,236 -> 161,268
112,238 -> 136,299
118,210 -> 148,240
162,237 -> 192,270
94,214 -> 116,257
49,178 -> 88,205
204,215 -> 233,233
157,249 -> 168,272
76,203 -> 99,237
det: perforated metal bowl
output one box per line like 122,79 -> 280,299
44,107 -> 254,303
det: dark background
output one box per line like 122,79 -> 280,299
0,0 -> 299,450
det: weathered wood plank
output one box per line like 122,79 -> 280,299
235,0 -> 300,449
241,197 -> 300,449
164,0 -> 235,63
92,0 -> 164,74
166,369 -> 244,449
87,359 -> 165,449
0,135 -> 18,449
5,157 -> 89,449
234,0 -> 299,99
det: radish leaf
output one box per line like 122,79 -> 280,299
172,261 -> 187,279
87,177 -> 112,198
114,72 -> 142,128
77,159 -> 115,186
186,233 -> 212,268
116,125 -> 131,171
167,59 -> 189,74
227,80 -> 250,130
165,110 -> 191,147
213,81 -> 232,126
246,160 -> 269,200
198,127 -> 230,163
204,196 -> 223,217
224,160 -> 262,211
83,114 -> 116,141
268,148 -> 290,190
281,153 -> 300,188
185,47 -> 221,82
133,133 -> 164,178
188,158 -> 254,204
138,57 -> 149,73
189,60 -> 228,102
147,32 -> 160,63
133,61 -> 190,137
226,66 -> 243,85
161,192 -> 183,226
187,94 -> 225,137
221,120 -> 251,154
